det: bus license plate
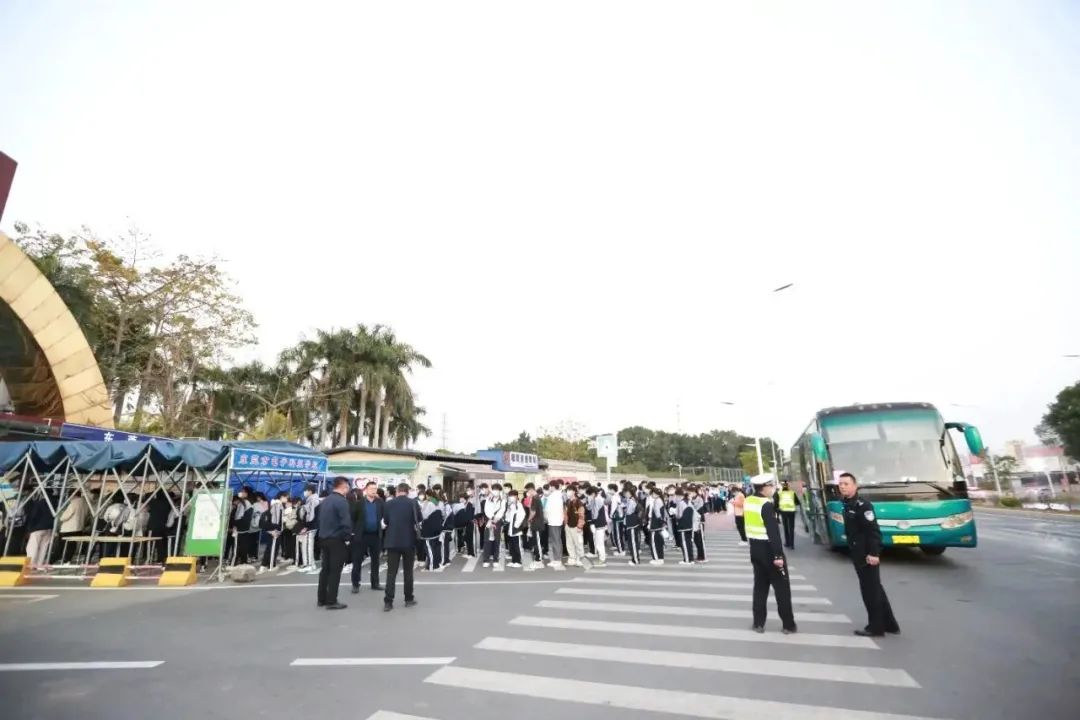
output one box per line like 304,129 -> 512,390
891,535 -> 920,544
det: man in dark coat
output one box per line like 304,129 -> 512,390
382,483 -> 421,611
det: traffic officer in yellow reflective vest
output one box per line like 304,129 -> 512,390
777,481 -> 799,549
838,472 -> 901,637
744,473 -> 797,634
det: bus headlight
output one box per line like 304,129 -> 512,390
940,511 -> 973,529
829,511 -> 844,524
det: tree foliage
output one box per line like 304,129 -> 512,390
10,224 -> 432,447
1040,382 -> 1080,460
491,425 -> 772,474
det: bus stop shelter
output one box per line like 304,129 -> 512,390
0,439 -> 327,580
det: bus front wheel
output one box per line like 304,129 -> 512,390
921,546 -> 946,556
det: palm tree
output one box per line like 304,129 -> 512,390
368,327 -> 431,448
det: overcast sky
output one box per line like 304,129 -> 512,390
2,1 -> 1078,456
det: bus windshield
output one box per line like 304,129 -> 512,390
820,408 -> 961,488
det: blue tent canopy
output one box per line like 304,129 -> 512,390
0,439 -> 325,475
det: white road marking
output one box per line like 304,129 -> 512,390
536,599 -> 850,623
292,657 -> 455,667
494,555 -> 505,572
555,586 -> 833,605
476,636 -> 915,686
0,594 -> 58,603
0,661 -> 164,672
462,555 -> 479,572
365,712 -> 440,720
588,568 -> 806,580
425,666 -> 946,719
573,577 -> 817,591
511,615 -> 876,648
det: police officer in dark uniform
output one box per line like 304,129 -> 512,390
838,472 -> 900,637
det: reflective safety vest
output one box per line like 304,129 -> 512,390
743,495 -> 769,541
778,490 -> 796,512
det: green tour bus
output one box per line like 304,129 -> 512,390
789,402 -> 985,556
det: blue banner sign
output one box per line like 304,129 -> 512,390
230,447 -> 327,474
60,422 -> 172,443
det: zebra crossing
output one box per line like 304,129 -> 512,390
358,529 -> 949,720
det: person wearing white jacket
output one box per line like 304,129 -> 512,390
504,491 -> 527,567
481,484 -> 507,568
542,483 -> 565,569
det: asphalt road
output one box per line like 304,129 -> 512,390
1,509 -> 1077,720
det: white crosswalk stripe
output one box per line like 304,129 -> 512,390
475,636 -> 916,686
572,577 -> 818,591
586,568 -> 807,580
554,586 -> 834,605
535,599 -> 850,623
364,712 -> 438,720
509,615 -> 877,648
424,666 -> 947,720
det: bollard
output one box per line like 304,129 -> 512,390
158,557 -> 197,586
91,557 -> 131,588
0,556 -> 30,586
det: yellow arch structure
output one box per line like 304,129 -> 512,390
0,231 -> 113,427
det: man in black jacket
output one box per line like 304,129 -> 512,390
838,472 -> 900,637
316,477 -> 352,610
382,483 -> 420,612
350,481 -> 385,593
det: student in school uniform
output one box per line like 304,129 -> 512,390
621,487 -> 642,565
674,488 -> 695,565
689,486 -> 708,563
456,490 -> 476,557
441,494 -> 457,566
419,491 -> 445,572
504,490 -> 526,568
482,484 -> 506,568
585,485 -> 609,567
525,486 -> 546,570
647,488 -> 667,565
607,485 -> 624,556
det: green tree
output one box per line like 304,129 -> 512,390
1040,382 -> 1080,461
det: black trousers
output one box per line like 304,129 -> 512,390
483,522 -> 501,562
317,537 -> 348,605
351,532 -> 381,588
625,525 -> 640,564
854,561 -> 899,633
735,516 -> 747,542
384,548 -> 416,604
423,537 -> 443,569
693,529 -> 706,561
750,544 -> 796,630
530,528 -> 544,562
780,511 -> 796,548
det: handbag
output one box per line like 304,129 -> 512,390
661,528 -> 672,542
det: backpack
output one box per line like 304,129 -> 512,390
250,505 -> 265,532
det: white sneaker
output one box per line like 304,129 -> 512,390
343,564 -> 353,573
482,562 -> 491,568
551,562 -> 565,571
678,560 -> 693,566
508,562 -> 522,568
697,559 -> 709,564
649,559 -> 664,565
257,567 -> 268,574
530,561 -> 545,570
435,565 -> 446,572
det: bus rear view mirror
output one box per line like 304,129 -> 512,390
963,425 -> 985,457
810,433 -> 828,462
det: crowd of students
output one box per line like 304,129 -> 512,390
232,478 -> 744,577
